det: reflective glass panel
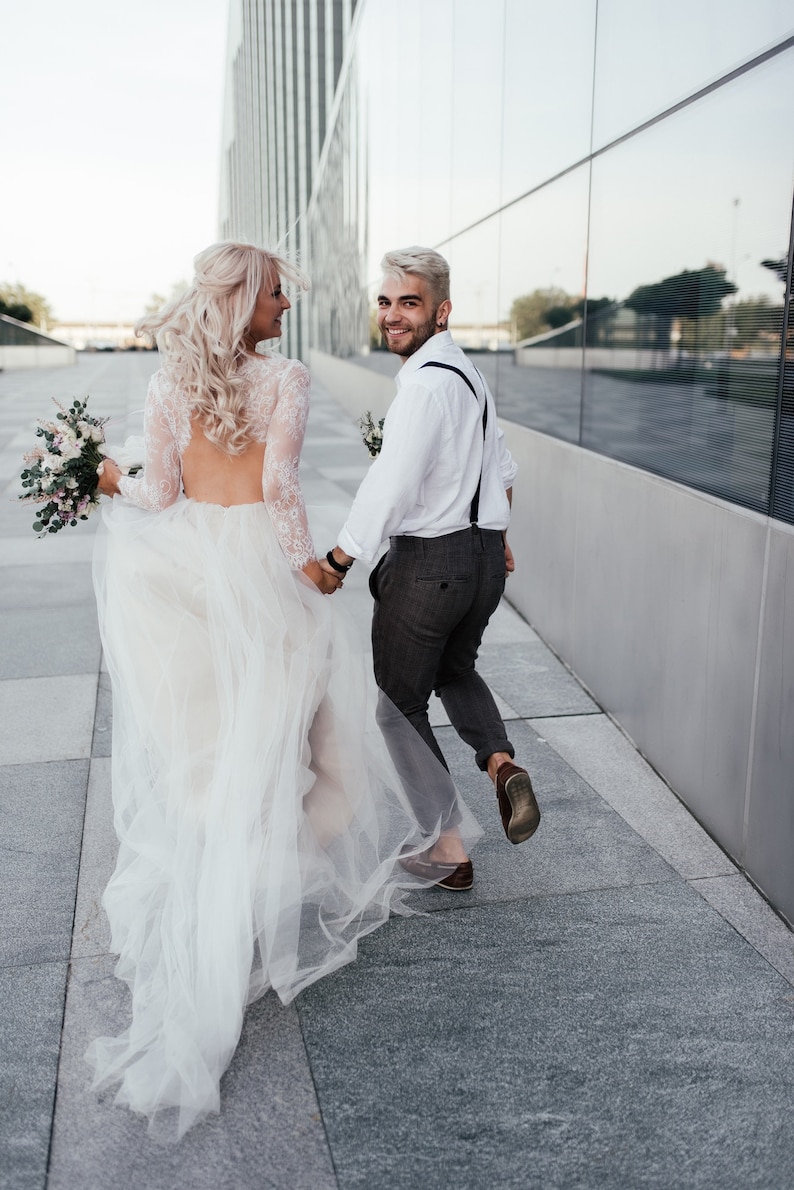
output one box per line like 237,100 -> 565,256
772,343 -> 794,523
592,0 -> 794,149
445,215 -> 501,336
356,0 -> 456,279
442,216 -> 503,419
491,166 -> 591,439
449,0 -> 505,235
500,0 -> 596,206
584,49 -> 794,512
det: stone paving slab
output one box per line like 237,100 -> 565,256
410,722 -> 677,915
48,955 -> 336,1190
0,603 -> 101,681
70,759 -> 114,959
0,961 -> 68,1190
694,873 -> 794,986
0,674 -> 97,766
479,640 -> 600,717
297,882 -> 794,1190
533,714 -> 737,880
0,562 -> 95,610
0,759 -> 88,966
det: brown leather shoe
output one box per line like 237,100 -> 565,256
495,762 -> 540,844
398,850 -> 474,891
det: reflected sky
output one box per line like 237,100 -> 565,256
592,0 -> 794,148
588,49 -> 794,306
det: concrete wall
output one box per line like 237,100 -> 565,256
0,344 -> 76,370
514,346 -> 668,370
310,350 -> 394,420
313,351 -> 794,926
503,418 -> 794,925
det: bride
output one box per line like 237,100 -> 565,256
90,242 -> 478,1139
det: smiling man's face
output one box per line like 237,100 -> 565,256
376,273 -> 451,359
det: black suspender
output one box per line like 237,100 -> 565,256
420,360 -> 488,530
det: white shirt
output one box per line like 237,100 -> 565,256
338,331 -> 518,563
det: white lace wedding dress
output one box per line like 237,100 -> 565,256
88,352 -> 478,1138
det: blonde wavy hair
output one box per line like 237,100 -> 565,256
136,242 -> 310,454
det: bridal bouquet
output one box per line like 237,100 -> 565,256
18,397 -> 109,535
357,410 -> 385,458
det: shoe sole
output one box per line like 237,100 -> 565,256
436,876 -> 474,891
504,772 -> 541,844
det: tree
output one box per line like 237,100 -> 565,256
625,264 -> 737,361
625,264 -> 737,321
0,283 -> 53,329
509,287 -> 571,341
543,304 -> 577,329
761,256 -> 789,287
0,298 -> 33,322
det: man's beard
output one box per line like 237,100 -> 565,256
383,310 -> 439,357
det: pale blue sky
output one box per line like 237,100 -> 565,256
1,0 -> 228,323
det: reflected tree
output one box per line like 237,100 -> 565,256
625,264 -> 737,361
0,282 -> 52,328
510,290 -> 615,342
510,286 -> 570,341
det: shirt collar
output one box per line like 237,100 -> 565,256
395,329 -> 454,388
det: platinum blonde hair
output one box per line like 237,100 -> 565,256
380,246 -> 450,308
136,242 -> 310,455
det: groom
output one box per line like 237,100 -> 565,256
322,246 -> 540,890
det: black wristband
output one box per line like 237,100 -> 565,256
326,550 -> 353,573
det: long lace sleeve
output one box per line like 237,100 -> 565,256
118,372 -> 183,511
262,361 -> 316,568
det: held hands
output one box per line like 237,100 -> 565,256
310,547 -> 355,595
317,557 -> 343,594
303,558 -> 342,594
95,458 -> 123,498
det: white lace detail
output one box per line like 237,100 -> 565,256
119,354 -> 317,568
118,371 -> 184,512
261,359 -> 315,568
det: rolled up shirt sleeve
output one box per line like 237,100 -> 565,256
495,422 -> 518,489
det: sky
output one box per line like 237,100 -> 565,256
0,0 -> 229,324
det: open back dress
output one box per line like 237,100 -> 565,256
87,351 -> 478,1138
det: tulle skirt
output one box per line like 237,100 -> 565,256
87,496 -> 479,1138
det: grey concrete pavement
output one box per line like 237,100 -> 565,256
2,353 -> 794,1189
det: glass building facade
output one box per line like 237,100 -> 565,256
308,1 -> 794,524
221,2 -> 794,923
220,0 -> 361,359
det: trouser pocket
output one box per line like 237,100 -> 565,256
368,552 -> 387,601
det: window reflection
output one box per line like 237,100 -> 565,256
501,0 -> 595,205
442,218 -> 501,360
304,0 -> 794,524
583,51 -> 794,511
592,0 -> 794,149
491,167 -> 591,440
449,0 -> 505,234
